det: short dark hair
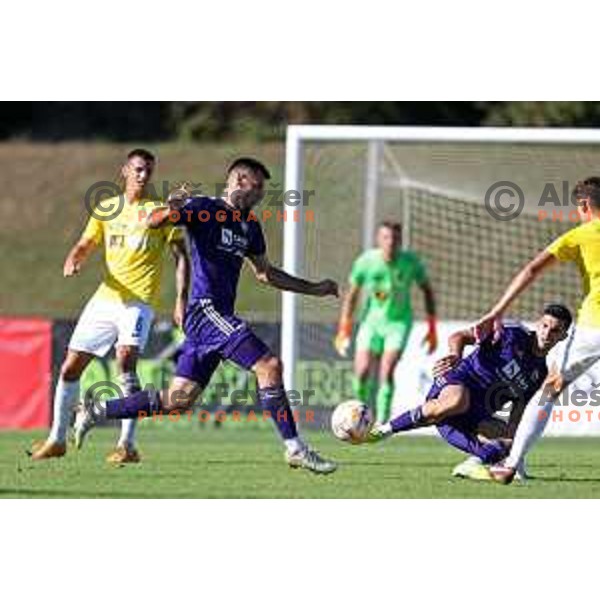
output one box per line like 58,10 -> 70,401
379,220 -> 402,235
127,148 -> 156,163
227,157 -> 271,180
543,303 -> 573,330
573,177 -> 600,209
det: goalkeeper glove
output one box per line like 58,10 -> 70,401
334,318 -> 353,357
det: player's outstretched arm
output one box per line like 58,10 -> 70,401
146,207 -> 173,229
246,253 -> 338,297
338,285 -> 360,325
334,285 -> 361,357
147,190 -> 188,229
419,280 -> 438,354
169,238 -> 190,327
475,250 -> 557,340
63,237 -> 98,277
432,327 -> 475,378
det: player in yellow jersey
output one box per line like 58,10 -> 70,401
31,149 -> 190,463
473,177 -> 600,483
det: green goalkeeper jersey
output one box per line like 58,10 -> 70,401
349,248 -> 428,323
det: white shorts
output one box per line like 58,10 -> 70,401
550,325 -> 600,385
69,296 -> 155,358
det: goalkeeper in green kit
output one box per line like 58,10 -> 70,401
334,221 -> 438,425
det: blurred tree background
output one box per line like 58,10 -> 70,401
4,100 -> 600,318
4,102 -> 600,142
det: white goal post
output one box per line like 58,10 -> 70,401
281,125 -> 600,396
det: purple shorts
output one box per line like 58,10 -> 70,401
426,370 -> 491,432
175,301 -> 271,387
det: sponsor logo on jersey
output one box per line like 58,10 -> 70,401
502,358 -> 521,379
221,228 -> 233,246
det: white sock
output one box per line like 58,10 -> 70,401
48,379 -> 80,444
515,458 -> 528,478
284,437 -> 307,455
117,372 -> 140,448
505,391 -> 554,469
118,419 -> 137,448
379,422 -> 393,435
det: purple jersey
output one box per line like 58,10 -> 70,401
167,196 -> 272,384
428,324 -> 548,421
174,196 -> 266,319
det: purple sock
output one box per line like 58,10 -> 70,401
477,440 -> 507,464
257,385 -> 298,440
389,406 -> 425,433
105,390 -> 160,420
437,423 -> 507,464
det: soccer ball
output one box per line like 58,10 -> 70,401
331,400 -> 374,444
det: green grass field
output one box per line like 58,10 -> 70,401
3,425 -> 600,498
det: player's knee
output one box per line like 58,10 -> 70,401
164,384 -> 197,412
60,356 -> 84,381
355,363 -> 370,380
378,367 -> 395,384
422,400 -> 444,422
452,395 -> 470,414
378,354 -> 400,384
264,355 -> 284,379
254,355 -> 283,384
116,347 -> 138,372
423,395 -> 468,422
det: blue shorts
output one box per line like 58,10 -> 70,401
175,300 -> 271,388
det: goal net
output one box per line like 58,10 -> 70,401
282,127 -> 600,434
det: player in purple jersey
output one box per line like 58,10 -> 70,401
74,158 -> 339,474
367,304 -> 571,479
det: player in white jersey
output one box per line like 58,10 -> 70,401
475,177 -> 600,483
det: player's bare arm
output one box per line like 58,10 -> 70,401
169,238 -> 190,328
63,236 -> 98,277
334,284 -> 361,357
246,253 -> 338,297
147,200 -> 185,229
339,284 -> 361,322
147,188 -> 189,229
475,250 -> 558,340
432,328 -> 475,378
419,279 -> 438,354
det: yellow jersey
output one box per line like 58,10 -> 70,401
547,218 -> 600,327
81,197 -> 183,309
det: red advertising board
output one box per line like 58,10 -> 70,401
0,319 -> 52,429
